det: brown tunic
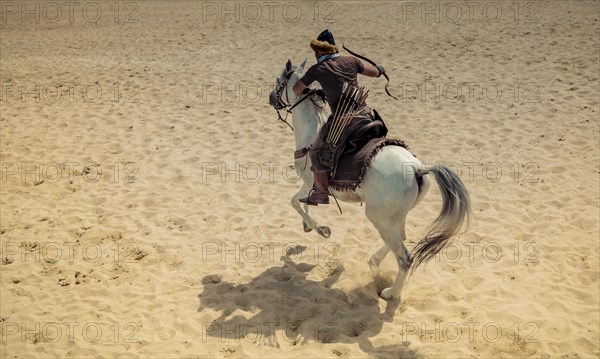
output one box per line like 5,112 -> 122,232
300,56 -> 365,113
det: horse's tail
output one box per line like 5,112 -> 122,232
411,164 -> 472,270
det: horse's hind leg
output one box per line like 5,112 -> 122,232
381,230 -> 411,300
368,244 -> 390,272
367,209 -> 411,300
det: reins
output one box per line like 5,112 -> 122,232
274,68 -> 325,132
276,107 -> 294,131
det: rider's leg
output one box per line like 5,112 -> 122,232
300,134 -> 330,205
300,170 -> 330,205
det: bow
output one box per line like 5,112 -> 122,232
343,44 -> 398,101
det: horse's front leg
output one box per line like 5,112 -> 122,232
290,161 -> 331,238
291,184 -> 314,231
291,184 -> 331,238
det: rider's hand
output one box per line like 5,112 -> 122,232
377,65 -> 385,78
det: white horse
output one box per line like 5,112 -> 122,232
269,60 -> 472,300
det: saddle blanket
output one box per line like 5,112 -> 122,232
330,137 -> 410,191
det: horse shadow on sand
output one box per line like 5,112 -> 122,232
198,246 -> 422,358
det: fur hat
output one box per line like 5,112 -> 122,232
310,29 -> 338,54
310,39 -> 339,54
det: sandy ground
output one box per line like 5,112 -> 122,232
1,0 -> 599,358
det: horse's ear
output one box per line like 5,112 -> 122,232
285,59 -> 293,71
299,58 -> 307,70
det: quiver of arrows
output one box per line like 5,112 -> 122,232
326,82 -> 368,147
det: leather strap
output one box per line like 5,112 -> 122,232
294,147 -> 310,159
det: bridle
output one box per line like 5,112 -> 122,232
271,67 -> 325,132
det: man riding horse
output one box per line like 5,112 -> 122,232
293,29 -> 388,205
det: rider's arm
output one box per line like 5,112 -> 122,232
361,62 -> 387,78
294,66 -> 317,95
293,80 -> 308,95
361,63 -> 381,77
354,57 -> 385,78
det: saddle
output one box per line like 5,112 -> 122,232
330,137 -> 410,191
326,110 -> 410,190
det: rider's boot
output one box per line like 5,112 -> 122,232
300,171 -> 330,205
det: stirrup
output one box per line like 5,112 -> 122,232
299,188 -> 329,206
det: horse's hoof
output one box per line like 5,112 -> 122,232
317,226 -> 331,238
380,287 -> 393,301
303,221 -> 313,233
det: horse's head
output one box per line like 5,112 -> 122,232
269,59 -> 306,110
